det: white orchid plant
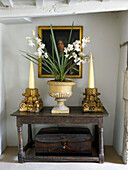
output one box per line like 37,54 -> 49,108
21,24 -> 90,82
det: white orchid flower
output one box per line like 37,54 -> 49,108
35,37 -> 42,44
37,47 -> 41,51
82,37 -> 90,49
72,52 -> 77,58
28,40 -> 35,47
74,57 -> 80,63
34,51 -> 42,57
35,47 -> 43,57
81,57 -> 85,63
82,58 -> 86,63
44,52 -> 48,58
67,44 -> 73,52
65,54 -> 69,58
79,52 -> 85,57
81,58 -> 89,63
81,43 -> 87,49
37,50 -> 42,57
82,37 -> 90,44
86,37 -> 90,42
40,43 -> 45,49
73,40 -> 81,45
77,61 -> 81,65
85,58 -> 89,63
64,47 -> 68,54
74,44 -> 80,52
74,57 -> 81,65
82,37 -> 86,43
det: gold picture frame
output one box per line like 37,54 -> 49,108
38,26 -> 83,78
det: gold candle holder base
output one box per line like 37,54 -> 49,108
82,88 -> 103,112
19,88 -> 43,112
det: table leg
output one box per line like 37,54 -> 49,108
17,123 -> 25,163
28,124 -> 33,147
94,125 -> 99,152
98,118 -> 104,163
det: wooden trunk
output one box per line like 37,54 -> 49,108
35,127 -> 92,156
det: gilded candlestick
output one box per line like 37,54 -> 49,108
19,88 -> 43,112
82,88 -> 103,112
82,53 -> 103,112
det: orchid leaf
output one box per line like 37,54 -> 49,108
50,25 -> 61,70
63,60 -> 80,79
21,54 -> 51,74
50,34 -> 55,63
68,21 -> 74,44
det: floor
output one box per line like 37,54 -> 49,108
0,146 -> 127,170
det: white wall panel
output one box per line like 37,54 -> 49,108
3,13 -> 120,146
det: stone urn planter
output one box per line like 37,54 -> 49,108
47,80 -> 76,114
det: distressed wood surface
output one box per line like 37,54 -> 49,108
11,106 -> 109,117
24,155 -> 99,162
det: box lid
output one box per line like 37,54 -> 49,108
35,127 -> 92,143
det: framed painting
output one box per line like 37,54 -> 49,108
38,26 -> 83,78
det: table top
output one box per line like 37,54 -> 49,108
11,106 -> 109,118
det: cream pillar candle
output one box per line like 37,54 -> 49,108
29,60 -> 35,89
88,53 -> 95,88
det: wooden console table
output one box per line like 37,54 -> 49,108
11,106 -> 109,163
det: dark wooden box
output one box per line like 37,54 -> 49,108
35,127 -> 92,156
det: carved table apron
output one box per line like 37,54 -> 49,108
11,106 -> 109,163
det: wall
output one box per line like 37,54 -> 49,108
3,13 -> 120,146
113,12 -> 128,156
0,23 -> 6,154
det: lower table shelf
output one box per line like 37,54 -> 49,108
24,144 -> 99,162
24,155 -> 99,162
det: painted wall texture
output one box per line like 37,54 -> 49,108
3,13 -> 120,147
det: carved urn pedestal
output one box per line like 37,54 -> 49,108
47,80 -> 76,114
